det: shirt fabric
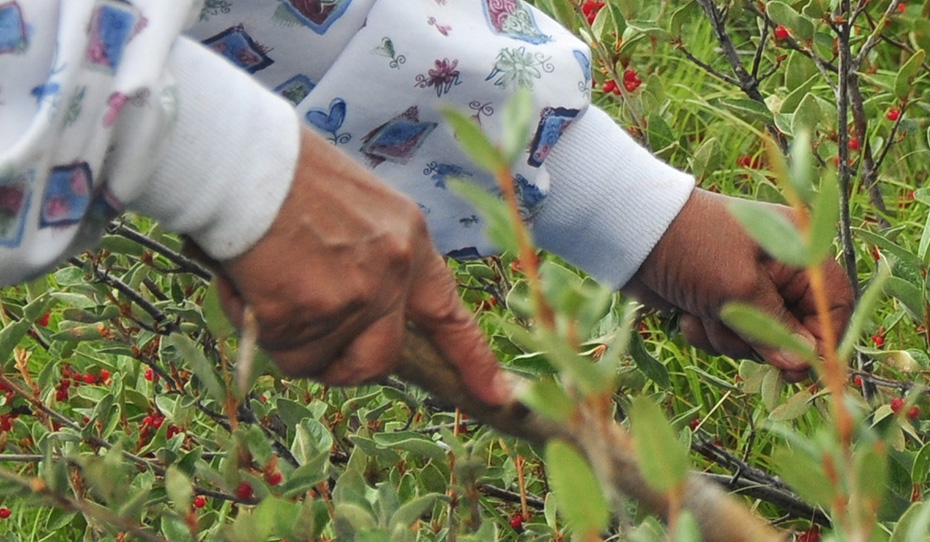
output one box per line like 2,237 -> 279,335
0,0 -> 694,288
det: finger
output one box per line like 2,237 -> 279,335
214,274 -> 246,330
316,313 -> 406,386
679,314 -> 720,356
621,277 -> 677,312
702,320 -> 754,360
407,255 -> 511,407
737,285 -> 817,375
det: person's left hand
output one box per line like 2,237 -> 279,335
211,127 -> 510,406
622,188 -> 855,382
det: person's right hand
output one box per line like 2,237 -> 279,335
212,126 -> 510,406
623,189 -> 855,382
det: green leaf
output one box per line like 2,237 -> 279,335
791,94 -> 821,135
913,443 -> 930,485
807,174 -> 839,265
690,136 -> 721,180
630,333 -> 670,389
787,129 -> 816,205
389,494 -> 442,532
894,49 -> 925,100
674,511 -> 701,542
0,320 -> 29,365
22,293 -> 53,322
884,277 -> 925,320
441,107 -> 505,173
781,75 -> 819,114
647,112 -> 676,152
203,281 -> 236,339
372,433 -> 447,463
727,200 -> 808,267
545,439 -> 609,537
166,466 -> 193,515
838,262 -> 889,361
501,89 -> 533,163
449,179 -> 520,256
630,397 -> 690,492
768,389 -> 813,422
766,2 -> 814,39
167,333 -> 226,403
773,446 -> 833,507
720,303 -> 816,362
718,98 -> 773,125
889,501 -> 930,542
855,229 -> 924,272
520,378 -> 575,423
919,209 -> 930,264
291,419 -> 332,470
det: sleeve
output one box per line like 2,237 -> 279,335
534,106 -> 695,289
259,0 -> 693,289
0,1 -> 300,286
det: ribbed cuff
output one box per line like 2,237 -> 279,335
135,37 -> 301,261
533,106 -> 695,288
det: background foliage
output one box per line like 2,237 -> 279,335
1,0 -> 930,540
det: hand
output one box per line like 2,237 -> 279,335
622,188 -> 854,382
213,127 -> 510,405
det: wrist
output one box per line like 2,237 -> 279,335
532,106 -> 695,288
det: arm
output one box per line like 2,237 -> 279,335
0,1 -> 509,404
535,108 -> 853,380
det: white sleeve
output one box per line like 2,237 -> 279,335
0,1 -> 300,285
535,106 -> 695,288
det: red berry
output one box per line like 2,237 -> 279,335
267,471 -> 283,486
55,389 -> 68,402
509,513 -> 524,530
623,68 -> 639,83
235,482 -> 253,500
83,374 -> 96,384
582,1 -> 605,25
144,368 -> 154,381
887,108 -> 901,121
72,372 -> 82,383
602,80 -> 620,95
898,3 -> 906,13
774,25 -> 790,39
193,495 -> 207,509
891,397 -> 905,414
624,79 -> 641,92
0,416 -> 11,432
98,369 -> 110,382
871,334 -> 884,348
849,137 -> 859,151
908,406 -> 920,420
798,526 -> 820,542
36,313 -> 50,327
853,376 -> 863,387
0,507 -> 10,519
689,418 -> 701,430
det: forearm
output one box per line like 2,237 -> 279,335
0,2 -> 300,285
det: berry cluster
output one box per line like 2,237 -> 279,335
55,366 -> 111,402
603,69 -> 643,95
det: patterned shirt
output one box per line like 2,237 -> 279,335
0,0 -> 693,287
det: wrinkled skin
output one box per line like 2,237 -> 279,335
214,127 -> 510,405
623,188 -> 855,382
